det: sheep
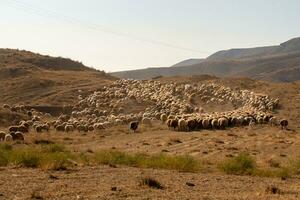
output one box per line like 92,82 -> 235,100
56,125 -> 65,132
280,119 -> 288,130
195,118 -> 203,130
211,119 -> 219,129
45,79 -> 282,133
129,121 -> 139,133
8,126 -> 19,133
168,119 -> 178,130
77,125 -> 88,132
167,115 -> 175,120
257,117 -> 264,125
42,124 -> 50,132
0,131 -> 6,141
202,118 -> 211,129
187,119 -> 197,131
18,125 -> 28,133
155,113 -> 161,120
178,119 -> 187,132
3,104 -> 10,109
88,126 -> 95,132
65,125 -> 74,133
218,117 -> 228,129
14,131 -> 25,141
269,116 -> 278,126
35,125 -> 43,133
94,123 -> 105,130
4,134 -> 13,142
160,114 -> 168,123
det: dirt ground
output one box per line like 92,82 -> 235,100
1,78 -> 300,199
0,123 -> 300,199
0,166 -> 299,200
6,121 -> 298,169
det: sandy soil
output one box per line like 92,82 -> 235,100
6,122 -> 298,169
0,166 -> 299,200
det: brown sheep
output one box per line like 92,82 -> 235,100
35,125 -> 43,133
42,124 -> 50,132
8,126 -> 19,133
178,119 -> 187,132
77,125 -> 88,132
0,131 -> 6,141
169,119 -> 178,130
88,126 -> 95,132
56,125 -> 65,132
129,121 -> 139,133
18,125 -> 28,133
187,119 -> 197,131
218,117 -> 228,129
14,131 -> 25,141
280,119 -> 288,130
202,118 -> 211,129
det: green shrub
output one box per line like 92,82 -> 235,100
94,150 -> 202,172
219,153 -> 256,175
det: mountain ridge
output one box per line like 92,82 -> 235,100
111,37 -> 300,82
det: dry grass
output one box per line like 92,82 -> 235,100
219,153 -> 256,175
0,143 -> 74,170
139,177 -> 164,189
219,153 -> 300,178
94,150 -> 202,173
0,142 -> 300,179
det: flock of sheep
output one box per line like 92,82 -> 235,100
0,79 -> 288,141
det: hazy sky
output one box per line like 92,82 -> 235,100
1,0 -> 300,72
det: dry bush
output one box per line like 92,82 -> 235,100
139,177 -> 164,189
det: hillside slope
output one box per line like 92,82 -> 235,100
111,37 -> 300,82
0,49 -> 116,106
208,37 -> 300,60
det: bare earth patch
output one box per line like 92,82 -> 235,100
0,166 -> 299,200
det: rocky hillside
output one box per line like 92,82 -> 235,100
0,49 -> 117,106
111,37 -> 300,82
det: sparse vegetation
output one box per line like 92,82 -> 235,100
220,153 -> 300,178
0,143 -> 74,170
219,153 -> 256,175
0,143 -> 299,179
94,150 -> 202,173
265,185 -> 281,194
140,177 -> 164,189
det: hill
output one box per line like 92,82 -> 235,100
171,58 -> 204,67
111,37 -> 300,82
208,37 -> 300,60
0,49 -> 116,106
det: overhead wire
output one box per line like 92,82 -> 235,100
4,0 -> 211,54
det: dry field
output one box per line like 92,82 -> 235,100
1,77 -> 300,199
0,122 -> 300,199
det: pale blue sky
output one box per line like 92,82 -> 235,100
1,0 -> 300,72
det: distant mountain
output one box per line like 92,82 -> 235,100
171,59 -> 204,67
111,37 -> 300,82
208,37 -> 300,60
0,49 -> 116,105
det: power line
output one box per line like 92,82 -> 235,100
5,0 -> 211,54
